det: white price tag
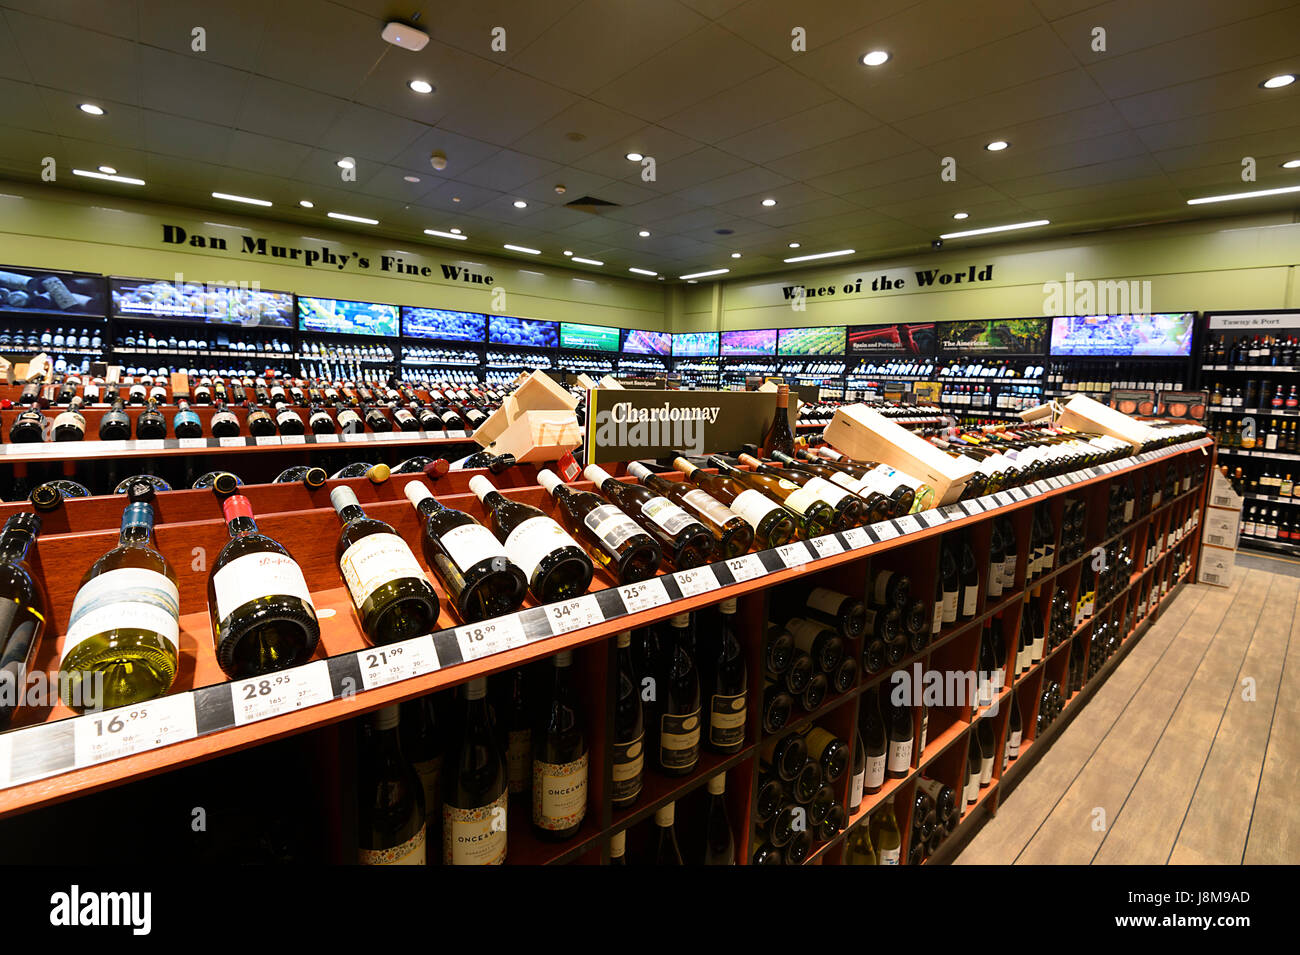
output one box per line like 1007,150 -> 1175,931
0,733 -> 10,788
673,566 -> 719,597
918,510 -> 945,527
446,430 -> 468,439
810,534 -> 844,558
545,594 -> 603,635
73,695 -> 198,767
219,436 -> 245,447
777,542 -> 812,568
134,439 -> 165,451
281,434 -> 306,445
895,514 -> 923,534
724,554 -> 765,583
619,577 -> 670,613
255,435 -> 281,446
314,434 -> 339,443
230,661 -> 333,726
841,527 -> 870,549
454,615 -> 527,662
995,492 -> 1015,507
377,431 -> 404,441
424,430 -> 448,440
359,634 -> 440,690
179,437 -> 207,449
871,521 -> 900,541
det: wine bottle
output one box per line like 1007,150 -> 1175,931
649,802 -> 684,864
246,401 -> 275,437
940,540 -> 959,625
964,734 -> 980,806
655,613 -> 701,776
871,803 -> 902,865
626,461 -> 754,558
762,678 -> 794,734
609,830 -> 627,865
29,480 -> 91,511
9,408 -> 45,443
330,486 -> 439,645
759,383 -> 795,457
468,475 -> 593,604
583,464 -> 717,570
916,776 -> 956,823
706,598 -> 747,754
52,396 -> 86,441
443,677 -> 508,865
807,726 -> 849,783
0,514 -> 45,730
777,450 -> 893,524
274,401 -> 305,435
357,705 -> 426,865
135,397 -> 166,439
532,650 -> 588,841
59,502 -> 179,711
707,455 -> 835,539
848,729 -> 866,812
207,495 -> 320,678
400,693 -> 444,846
1005,692 -> 1023,765
738,452 -> 864,530
860,686 -> 887,794
844,824 -> 877,865
977,717 -> 995,786
673,456 -> 797,550
885,689 -> 914,778
404,480 -> 527,623
702,773 -> 736,865
760,731 -> 808,782
803,586 -> 866,642
210,400 -> 241,438
786,617 -> 845,674
501,667 -> 532,800
98,397 -> 131,440
537,469 -> 662,584
612,632 -> 645,809
960,533 -> 980,618
172,399 -> 202,439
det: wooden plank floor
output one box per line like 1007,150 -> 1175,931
954,554 -> 1300,865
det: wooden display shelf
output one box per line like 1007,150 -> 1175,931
0,440 -> 1216,868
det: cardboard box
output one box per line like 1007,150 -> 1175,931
823,403 -> 978,505
1201,508 -> 1241,550
472,369 -> 580,462
1056,393 -> 1153,450
596,374 -> 625,390
1208,469 -> 1244,511
1197,543 -> 1236,589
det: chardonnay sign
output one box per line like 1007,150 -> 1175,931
586,389 -> 782,463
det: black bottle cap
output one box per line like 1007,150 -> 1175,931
212,472 -> 239,496
302,467 -> 327,489
29,484 -> 62,512
127,480 -> 156,504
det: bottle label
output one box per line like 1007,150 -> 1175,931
413,757 -> 441,822
827,471 -> 861,493
52,410 -> 85,432
980,755 -> 994,785
788,618 -> 829,654
730,488 -> 784,530
62,567 -> 181,663
339,532 -> 428,609
919,712 -> 929,754
212,551 -> 315,624
880,846 -> 901,865
443,791 -> 508,865
942,588 -> 958,623
612,733 -> 644,803
506,729 -> 531,795
849,769 -> 865,808
361,824 -> 426,865
783,483 -> 822,516
864,752 -> 886,788
987,570 -> 1003,597
659,709 -> 701,770
962,584 -> 978,616
584,504 -> 643,553
932,599 -> 944,634
640,496 -> 697,536
807,587 -> 845,618
1009,730 -> 1022,756
441,522 -> 510,572
681,487 -> 737,527
709,692 -> 747,747
887,738 -> 912,774
503,516 -> 580,583
803,475 -> 852,507
532,753 -> 588,831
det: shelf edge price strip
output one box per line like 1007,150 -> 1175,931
544,594 -> 604,636
618,577 -> 671,614
673,565 -> 719,598
359,634 -> 441,690
776,541 -> 813,569
71,694 -> 199,769
809,534 -> 844,558
229,660 -> 334,727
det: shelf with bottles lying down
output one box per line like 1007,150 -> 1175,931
0,411 -> 1212,867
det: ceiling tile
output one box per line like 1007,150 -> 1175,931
136,0 -> 270,70
659,65 -> 836,143
235,76 -> 347,144
437,68 -> 577,145
316,103 -> 430,165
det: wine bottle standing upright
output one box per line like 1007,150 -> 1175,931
960,533 -> 980,618
871,802 -> 902,865
537,469 -> 662,584
357,705 -> 426,865
468,475 -> 593,603
885,689 -> 914,778
400,693 -> 444,846
330,486 -> 439,646
532,650 -> 588,841
612,632 -> 645,809
705,599 -> 747,754
702,773 -> 736,865
443,678 -> 508,865
849,729 -> 867,812
655,613 -> 701,776
59,502 -> 180,711
860,686 -> 888,794
0,513 -> 45,730
649,802 -> 685,865
404,480 -> 527,623
206,495 -> 320,678
760,384 -> 796,458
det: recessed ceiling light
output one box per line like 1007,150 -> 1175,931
1282,159 -> 1300,169
687,279 -> 698,284
212,191 -> 272,207
327,211 -> 379,225
629,267 -> 658,276
563,250 -> 573,256
404,175 -> 421,183
731,252 -> 742,258
940,219 -> 1050,239
449,228 -> 462,234
336,157 -> 355,169
784,249 -> 855,263
625,152 -> 643,162
78,103 -> 104,115
408,79 -> 434,94
299,199 -> 314,208
638,230 -> 651,237
72,168 -> 144,186
97,165 -> 116,175
451,196 -> 461,202
861,50 -> 890,66
679,268 -> 730,280
788,242 -> 800,249
1187,184 -> 1300,205
761,198 -> 777,207
952,212 -> 969,220
572,256 -> 604,266
513,200 -> 527,209
504,244 -> 541,255
1260,74 -> 1296,89
985,140 -> 1009,151
424,229 -> 467,240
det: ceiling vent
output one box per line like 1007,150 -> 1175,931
565,195 -> 620,214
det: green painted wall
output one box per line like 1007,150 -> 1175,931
0,182 -> 667,330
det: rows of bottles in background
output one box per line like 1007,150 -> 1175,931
1045,360 -> 1186,395
1202,332 -> 1300,367
1209,380 -> 1299,413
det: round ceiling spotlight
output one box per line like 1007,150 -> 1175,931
1260,74 -> 1295,89
625,152 -> 643,162
78,103 -> 105,115
513,200 -> 527,208
861,50 -> 890,66
985,140 -> 1009,151
952,211 -> 969,219
761,198 -> 778,207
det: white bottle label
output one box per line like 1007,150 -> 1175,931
443,790 -> 508,865
803,475 -> 852,507
932,600 -> 944,634
62,566 -> 181,663
864,753 -> 886,789
880,846 -> 901,865
980,755 -> 994,785
783,483 -> 822,516
583,504 -> 643,553
503,516 -> 580,583
1009,730 -> 1022,756
441,522 -> 511,572
506,729 -> 531,794
730,488 -> 783,530
887,738 -> 912,774
640,496 -> 697,536
361,824 -> 426,865
681,487 -> 737,527
807,587 -> 845,618
532,753 -> 588,832
339,532 -> 428,608
212,551 -> 315,623
942,588 -> 958,623
962,584 -> 978,616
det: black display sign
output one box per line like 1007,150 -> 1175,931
585,389 -> 788,464
938,318 -> 1047,355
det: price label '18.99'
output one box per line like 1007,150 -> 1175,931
453,616 -> 526,663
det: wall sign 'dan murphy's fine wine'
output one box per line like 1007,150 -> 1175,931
584,389 -> 794,464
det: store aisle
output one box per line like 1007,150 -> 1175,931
955,557 -> 1300,865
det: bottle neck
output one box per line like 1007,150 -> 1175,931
0,527 -> 35,563
339,503 -> 366,524
227,515 -> 258,537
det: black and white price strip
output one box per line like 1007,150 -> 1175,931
619,578 -> 670,614
673,566 -> 719,597
453,615 -> 527,662
723,553 -> 765,583
360,634 -> 442,690
809,534 -> 845,558
776,541 -> 814,568
544,594 -> 604,635
230,660 -> 333,726
72,694 -> 198,767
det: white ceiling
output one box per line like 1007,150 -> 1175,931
0,0 -> 1297,282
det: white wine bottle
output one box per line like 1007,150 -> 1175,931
443,677 -> 508,865
531,650 -> 588,841
59,502 -> 179,711
870,802 -> 902,865
358,705 -> 426,865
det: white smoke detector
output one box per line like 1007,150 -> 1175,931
381,21 -> 429,51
